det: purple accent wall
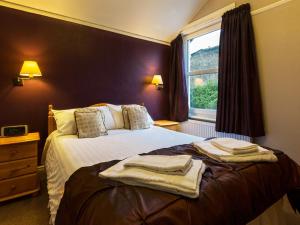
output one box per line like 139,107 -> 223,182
0,6 -> 171,162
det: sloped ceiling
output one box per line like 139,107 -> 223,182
2,0 -> 208,44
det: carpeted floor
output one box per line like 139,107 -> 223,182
0,169 -> 49,225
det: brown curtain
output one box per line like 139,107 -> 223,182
169,34 -> 188,122
216,4 -> 265,137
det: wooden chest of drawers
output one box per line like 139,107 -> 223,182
0,133 -> 40,202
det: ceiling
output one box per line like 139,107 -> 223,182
3,0 -> 208,44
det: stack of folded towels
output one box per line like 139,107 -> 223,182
193,138 -> 277,162
99,155 -> 206,198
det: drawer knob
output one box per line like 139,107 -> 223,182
10,185 -> 16,190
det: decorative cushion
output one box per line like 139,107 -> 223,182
107,104 -> 125,129
52,109 -> 77,135
122,105 -> 153,129
123,105 -> 150,130
74,108 -> 107,138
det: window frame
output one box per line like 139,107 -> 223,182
183,23 -> 221,122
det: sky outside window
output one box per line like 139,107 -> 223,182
189,30 -> 221,54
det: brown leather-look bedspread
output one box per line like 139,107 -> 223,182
56,144 -> 300,225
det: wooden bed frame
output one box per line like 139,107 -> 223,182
48,103 -> 108,135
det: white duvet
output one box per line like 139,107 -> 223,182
44,126 -> 204,224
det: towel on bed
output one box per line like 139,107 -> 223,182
99,158 -> 206,198
123,155 -> 192,175
193,141 -> 277,163
211,138 -> 258,155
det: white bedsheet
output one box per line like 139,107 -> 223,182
44,126 -> 204,224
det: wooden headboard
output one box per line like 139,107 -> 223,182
48,105 -> 56,135
47,103 -> 107,135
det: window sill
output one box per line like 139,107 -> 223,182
188,116 -> 216,123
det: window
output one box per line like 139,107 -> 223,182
185,28 -> 221,122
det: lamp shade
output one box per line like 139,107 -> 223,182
19,61 -> 42,78
151,75 -> 163,85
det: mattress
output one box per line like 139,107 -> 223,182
44,126 -> 204,224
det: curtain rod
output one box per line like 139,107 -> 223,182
181,0 -> 293,36
251,0 -> 293,16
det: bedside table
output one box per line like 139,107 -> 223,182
0,132 -> 40,202
154,120 -> 180,131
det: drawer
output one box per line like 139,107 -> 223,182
0,158 -> 37,180
0,173 -> 38,199
0,142 -> 37,162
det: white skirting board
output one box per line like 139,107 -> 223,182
180,120 -> 251,142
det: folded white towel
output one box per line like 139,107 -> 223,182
123,155 -> 192,175
211,138 -> 258,155
193,141 -> 277,163
99,158 -> 206,198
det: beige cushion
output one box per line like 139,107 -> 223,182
123,105 -> 150,130
122,105 -> 153,129
74,108 -> 107,138
52,109 -> 77,135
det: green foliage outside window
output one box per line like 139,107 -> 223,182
190,79 -> 218,109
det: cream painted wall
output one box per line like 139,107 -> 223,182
1,0 -> 208,43
191,0 -> 300,164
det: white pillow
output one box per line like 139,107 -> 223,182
97,106 -> 116,130
52,109 -> 77,135
147,112 -> 154,125
107,104 -> 125,129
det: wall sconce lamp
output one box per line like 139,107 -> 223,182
151,75 -> 163,90
13,61 -> 42,86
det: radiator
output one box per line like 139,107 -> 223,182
180,120 -> 251,142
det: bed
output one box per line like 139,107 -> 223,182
43,104 -> 300,225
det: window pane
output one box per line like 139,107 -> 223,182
188,30 -> 220,72
189,73 -> 218,110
